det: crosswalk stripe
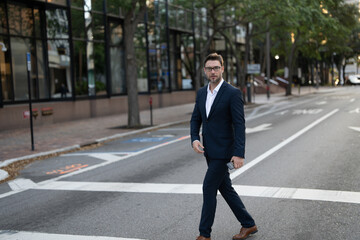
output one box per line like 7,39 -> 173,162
34,181 -> 360,205
0,230 -> 146,240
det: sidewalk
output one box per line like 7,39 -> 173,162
0,86 -> 327,181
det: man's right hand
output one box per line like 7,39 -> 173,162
192,140 -> 205,154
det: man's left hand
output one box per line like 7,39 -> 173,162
231,156 -> 244,169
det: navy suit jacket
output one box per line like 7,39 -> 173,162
190,82 -> 246,160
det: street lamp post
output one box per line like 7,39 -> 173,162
266,21 -> 271,99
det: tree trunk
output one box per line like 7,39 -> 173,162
124,18 -> 141,127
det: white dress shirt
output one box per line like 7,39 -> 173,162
206,79 -> 224,117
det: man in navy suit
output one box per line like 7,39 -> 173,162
190,53 -> 257,240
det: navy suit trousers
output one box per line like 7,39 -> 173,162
199,158 -> 256,237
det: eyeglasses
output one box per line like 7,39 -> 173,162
204,66 -> 222,72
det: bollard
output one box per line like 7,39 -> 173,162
149,97 -> 153,126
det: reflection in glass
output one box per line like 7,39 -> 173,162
73,40 -> 88,96
0,38 -> 12,102
8,4 -> 34,37
93,43 -> 106,95
47,0 -> 67,6
71,0 -> 84,8
71,9 -> 85,38
109,22 -> 125,94
37,40 -> 49,99
10,37 -> 34,100
0,3 -> 8,34
34,9 -> 41,38
84,0 -> 95,96
46,8 -> 69,39
48,40 -> 71,98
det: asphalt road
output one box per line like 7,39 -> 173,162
0,86 -> 359,240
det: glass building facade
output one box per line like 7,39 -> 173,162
0,0 -> 245,108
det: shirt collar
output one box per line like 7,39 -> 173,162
207,79 -> 224,94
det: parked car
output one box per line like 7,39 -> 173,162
347,75 -> 360,85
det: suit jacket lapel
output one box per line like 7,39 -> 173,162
207,82 -> 227,119
200,87 -> 208,120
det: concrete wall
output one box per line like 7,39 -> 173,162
0,91 -> 196,131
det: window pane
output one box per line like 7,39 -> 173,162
136,47 -> 148,92
46,9 -> 69,39
0,38 -> 12,102
92,13 -> 104,40
110,22 -> 122,45
73,40 -> 88,96
91,0 -> 103,12
34,9 -> 42,38
71,0 -> 84,8
8,4 -> 34,37
10,37 -> 34,100
94,43 -> 106,95
37,40 -> 49,99
109,21 -> 124,94
48,40 -> 71,99
107,0 -> 124,17
71,9 -> 85,38
0,2 -> 8,34
110,46 -> 125,94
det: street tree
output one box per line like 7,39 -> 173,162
113,0 -> 147,127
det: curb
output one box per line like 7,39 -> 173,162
0,119 -> 189,182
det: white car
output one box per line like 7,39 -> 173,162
347,75 -> 360,85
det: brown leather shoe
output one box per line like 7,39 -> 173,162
232,225 -> 258,240
196,236 -> 211,240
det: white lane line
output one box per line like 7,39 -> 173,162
63,152 -> 135,156
34,181 -> 360,205
230,109 -> 339,180
0,230 -> 146,240
349,126 -> 360,133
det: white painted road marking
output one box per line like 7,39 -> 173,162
349,126 -> 360,133
293,109 -> 323,115
0,230 -> 146,240
33,181 -> 360,205
230,109 -> 339,180
349,108 -> 360,114
246,123 -> 272,134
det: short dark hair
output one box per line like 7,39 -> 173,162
204,53 -> 224,66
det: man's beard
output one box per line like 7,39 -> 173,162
208,74 -> 221,84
